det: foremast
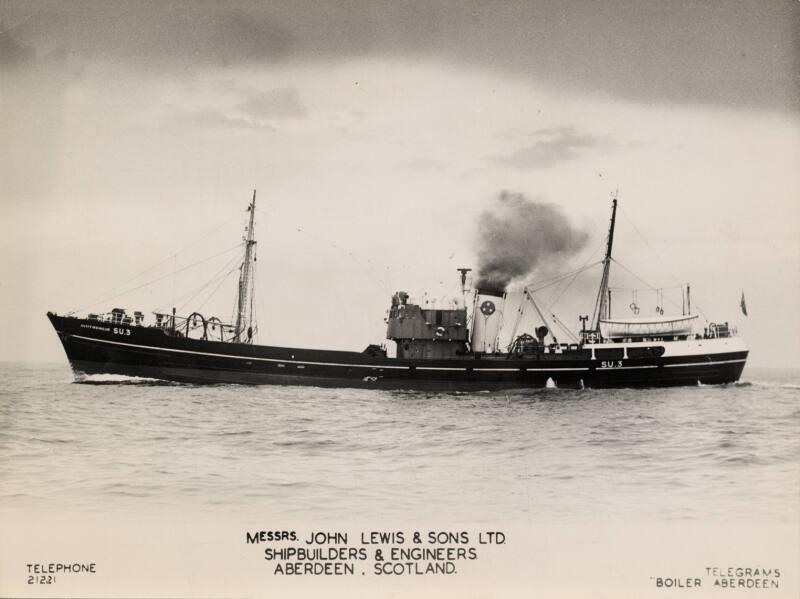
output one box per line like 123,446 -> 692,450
234,190 -> 258,343
590,196 -> 617,331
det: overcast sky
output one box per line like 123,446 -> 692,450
1,0 -> 798,366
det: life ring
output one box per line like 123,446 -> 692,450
480,300 -> 496,316
435,326 -> 446,338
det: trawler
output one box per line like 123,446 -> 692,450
47,193 -> 748,389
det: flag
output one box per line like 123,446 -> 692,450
740,292 -> 748,317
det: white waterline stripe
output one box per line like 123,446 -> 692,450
663,359 -> 747,368
518,367 -> 590,372
71,337 -> 592,374
70,336 -> 584,373
71,335 -> 410,369
71,335 -> 746,373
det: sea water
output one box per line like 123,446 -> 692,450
1,363 -> 798,597
1,362 -> 796,523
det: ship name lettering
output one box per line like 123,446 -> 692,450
599,360 -> 623,369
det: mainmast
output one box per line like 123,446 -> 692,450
590,196 -> 618,330
234,190 -> 257,343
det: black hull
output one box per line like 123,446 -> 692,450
48,314 -> 748,390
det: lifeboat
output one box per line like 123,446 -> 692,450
599,314 -> 698,339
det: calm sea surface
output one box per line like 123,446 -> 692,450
1,363 -> 797,524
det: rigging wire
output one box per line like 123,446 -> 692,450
611,257 -> 708,320
501,261 -> 602,343
68,243 -> 243,315
550,313 -> 579,343
197,266 -> 239,311
544,261 -> 601,314
617,209 -> 711,317
544,234 -> 608,309
67,210 -> 247,314
197,263 -> 241,314
608,284 -> 684,292
292,226 -> 389,292
171,251 -> 243,313
175,252 -> 242,310
506,290 -> 528,345
0,5 -> 45,36
524,261 -> 604,293
620,210 -> 684,287
610,258 -> 663,293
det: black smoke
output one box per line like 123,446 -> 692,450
475,191 -> 589,291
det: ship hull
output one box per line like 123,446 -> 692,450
48,314 -> 748,390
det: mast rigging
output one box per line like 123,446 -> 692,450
591,196 -> 618,330
234,190 -> 257,343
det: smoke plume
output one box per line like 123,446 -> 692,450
475,191 -> 589,291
